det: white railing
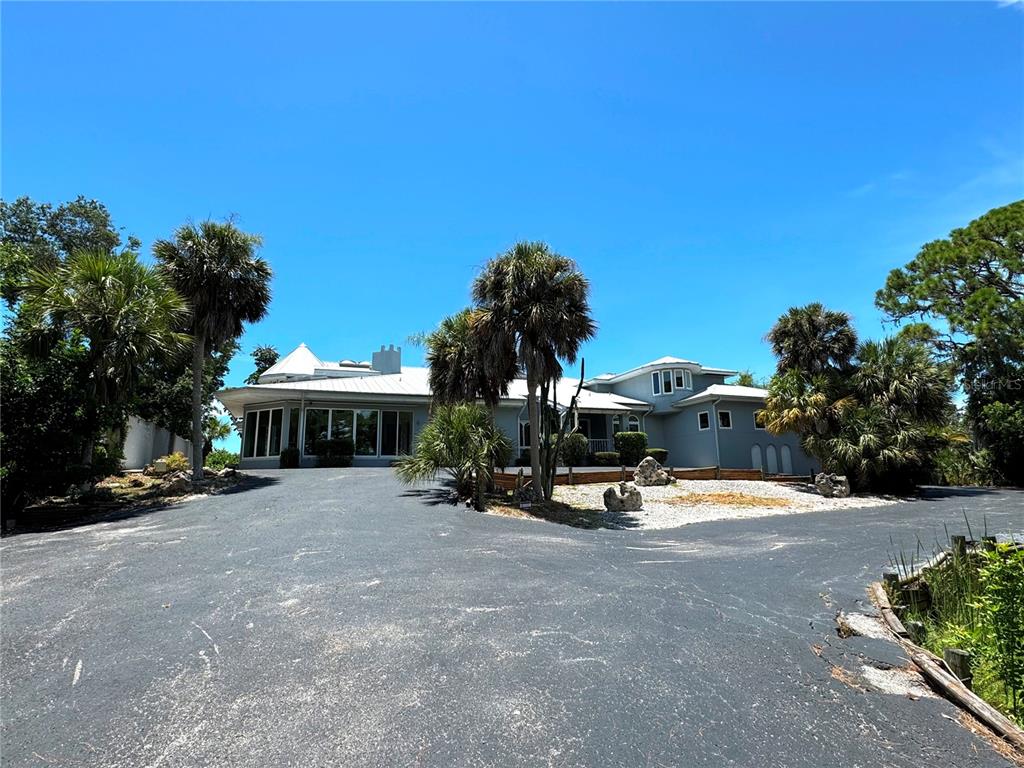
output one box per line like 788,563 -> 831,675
588,438 -> 614,453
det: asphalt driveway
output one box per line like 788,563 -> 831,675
2,469 -> 1022,767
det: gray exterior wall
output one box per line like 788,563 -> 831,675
606,369 -> 728,414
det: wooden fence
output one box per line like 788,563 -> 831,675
492,466 -> 811,490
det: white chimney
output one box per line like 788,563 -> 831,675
371,344 -> 402,374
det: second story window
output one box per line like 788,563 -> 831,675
661,369 -> 674,395
651,372 -> 661,395
674,369 -> 693,390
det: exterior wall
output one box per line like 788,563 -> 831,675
653,408 -> 719,468
713,401 -> 815,475
122,415 -> 192,470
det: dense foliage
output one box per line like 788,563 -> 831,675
559,433 -> 589,468
204,449 -> 239,472
876,200 -> 1024,485
245,345 -> 279,385
762,307 -> 953,491
394,404 -> 511,510
645,448 -> 669,464
614,431 -> 649,467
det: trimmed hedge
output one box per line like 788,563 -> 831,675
560,433 -> 589,468
314,438 -> 354,468
645,448 -> 669,464
614,431 -> 648,466
279,447 -> 300,469
592,451 -> 621,467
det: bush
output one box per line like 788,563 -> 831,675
93,443 -> 124,477
314,438 -> 355,468
278,447 -> 300,469
592,451 -> 621,467
559,433 -> 589,468
158,451 -> 190,472
614,432 -> 648,466
206,449 -> 239,471
645,448 -> 669,464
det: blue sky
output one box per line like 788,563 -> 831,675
4,2 -> 1023,452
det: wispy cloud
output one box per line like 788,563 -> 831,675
848,170 -> 914,198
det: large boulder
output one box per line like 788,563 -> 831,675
633,456 -> 676,487
603,482 -> 643,513
814,472 -> 851,498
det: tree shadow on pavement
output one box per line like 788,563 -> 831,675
2,474 -> 280,537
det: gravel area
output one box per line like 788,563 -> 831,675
552,479 -> 902,529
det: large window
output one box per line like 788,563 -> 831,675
355,409 -> 379,456
304,408 -> 330,455
651,372 -> 661,395
718,410 -> 732,429
697,411 -> 710,431
627,415 -> 640,432
380,411 -> 413,456
661,370 -> 674,395
331,409 -> 354,442
674,369 -> 693,390
244,407 -> 284,458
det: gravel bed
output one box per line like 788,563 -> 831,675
552,479 -> 902,530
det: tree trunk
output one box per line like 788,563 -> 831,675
191,335 -> 206,480
526,366 -> 541,501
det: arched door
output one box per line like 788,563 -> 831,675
766,445 -> 779,474
750,444 -> 763,471
780,445 -> 793,475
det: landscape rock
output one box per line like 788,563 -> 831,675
162,476 -> 191,496
814,472 -> 851,498
217,467 -> 237,478
152,459 -> 169,475
603,482 -> 643,513
633,456 -> 676,487
128,477 -> 145,488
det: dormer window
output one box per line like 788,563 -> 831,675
653,367 -> 692,396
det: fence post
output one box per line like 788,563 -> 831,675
568,467 -> 574,486
951,535 -> 968,559
715,466 -> 721,480
620,465 -> 625,482
943,648 -> 973,689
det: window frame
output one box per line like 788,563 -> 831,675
627,414 -> 641,432
379,410 -> 413,457
697,410 -> 711,431
718,410 -> 733,430
612,414 -> 622,434
754,410 -> 767,430
661,369 -> 674,395
673,368 -> 693,391
651,372 -> 661,396
243,406 -> 284,458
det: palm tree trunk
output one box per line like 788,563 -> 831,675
191,335 -> 206,480
526,366 -> 541,501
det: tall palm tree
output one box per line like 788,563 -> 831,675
22,250 -> 189,462
154,221 -> 271,479
425,308 -> 517,407
472,241 -> 596,499
766,303 -> 858,376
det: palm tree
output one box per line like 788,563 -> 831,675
202,414 -> 234,464
394,403 -> 512,511
22,250 -> 189,462
766,303 -> 858,376
154,221 -> 271,479
425,308 -> 517,407
761,369 -> 856,469
472,241 -> 596,499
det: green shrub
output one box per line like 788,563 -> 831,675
278,447 -> 300,469
614,432 -> 648,466
394,403 -> 511,510
314,438 -> 355,468
977,545 -> 1024,720
93,443 -> 124,477
645,448 -> 669,464
206,449 -> 239,471
592,451 -> 621,467
158,451 -> 190,472
560,433 -> 589,468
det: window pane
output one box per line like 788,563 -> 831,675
269,409 -> 283,455
381,410 -> 398,455
255,410 -> 269,457
330,410 -> 353,442
718,411 -> 731,429
698,412 -> 709,430
288,408 -> 300,449
685,370 -> 693,389
674,370 -> 684,389
612,415 -> 621,433
243,412 -> 257,458
398,412 -> 412,455
652,372 -> 661,395
355,409 -> 378,455
662,370 -> 673,393
628,416 -> 639,432
754,411 -> 766,429
304,408 -> 329,455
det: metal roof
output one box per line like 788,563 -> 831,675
672,384 -> 768,407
